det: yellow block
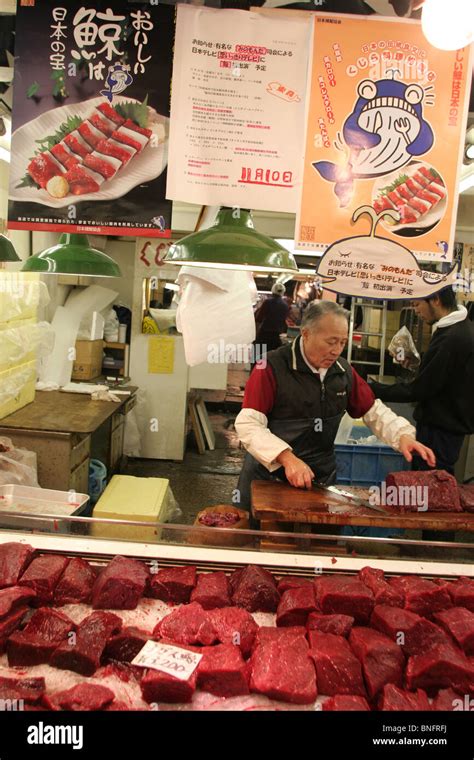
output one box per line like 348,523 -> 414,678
0,360 -> 36,420
0,318 -> 37,374
91,474 -> 171,542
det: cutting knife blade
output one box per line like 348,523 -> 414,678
312,482 -> 390,515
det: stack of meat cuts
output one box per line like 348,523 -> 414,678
373,166 -> 446,226
1,542 -> 474,711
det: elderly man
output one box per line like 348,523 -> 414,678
235,301 -> 435,508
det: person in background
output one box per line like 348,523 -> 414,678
254,282 -> 289,353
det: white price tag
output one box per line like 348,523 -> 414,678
131,641 -> 202,681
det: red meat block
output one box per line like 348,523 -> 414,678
0,607 -> 29,643
231,565 -> 280,612
148,565 -> 197,604
78,121 -> 103,148
0,676 -> 45,705
389,575 -> 452,618
50,143 -> 81,170
229,567 -> 245,595
315,576 -> 375,624
64,165 -> 100,194
406,644 -> 474,696
349,627 -> 405,700
190,572 -> 231,610
97,102 -> 125,126
447,578 -> 474,612
89,113 -> 115,137
154,602 -> 218,647
0,586 -> 36,618
48,683 -> 115,711
54,557 -> 96,606
96,138 -> 133,165
458,485 -> 474,512
371,604 -> 452,656
63,133 -> 92,159
277,577 -> 315,595
385,470 -> 461,512
307,613 -> 354,638
18,555 -> 69,604
111,129 -> 143,153
433,607 -> 474,655
308,631 -> 366,697
276,586 -> 317,627
92,555 -> 149,610
323,695 -> 370,711
123,119 -> 152,139
208,606 -> 258,657
103,626 -> 149,663
27,153 -> 62,189
359,567 -> 404,607
84,153 -> 117,179
7,607 -> 75,666
197,643 -> 249,697
0,542 -> 34,588
250,638 -> 317,705
432,688 -> 465,711
253,626 -> 308,649
141,666 -> 197,704
379,684 -> 431,711
50,611 -> 122,676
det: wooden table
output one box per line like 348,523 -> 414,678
0,389 -> 137,493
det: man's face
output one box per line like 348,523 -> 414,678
302,315 -> 348,369
411,299 -> 438,325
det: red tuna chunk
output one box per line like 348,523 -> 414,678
92,555 -> 149,610
27,153 -> 62,188
48,683 -> 115,711
155,602 -> 218,646
250,637 -> 317,704
447,578 -> 474,612
0,542 -> 34,588
359,567 -> 404,607
209,606 -> 258,657
385,470 -> 461,512
253,626 -> 307,650
197,643 -> 249,697
190,571 -> 231,609
379,684 -> 431,711
371,604 -> 452,656
307,613 -> 354,638
458,484 -> 474,512
349,627 -> 405,700
0,607 -> 29,645
315,575 -> 375,624
7,607 -> 75,666
104,626 -> 149,663
54,557 -> 96,605
141,667 -> 197,704
0,676 -> 45,705
433,607 -> 474,655
50,611 -> 122,676
19,554 -> 69,603
64,164 -> 100,194
323,695 -> 370,711
277,586 -> 317,627
308,631 -> 366,697
432,688 -> 465,711
148,565 -> 196,603
0,586 -> 36,618
231,565 -> 280,612
406,644 -> 474,695
389,575 -> 452,618
277,577 -> 315,595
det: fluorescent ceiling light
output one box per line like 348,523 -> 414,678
422,0 -> 474,50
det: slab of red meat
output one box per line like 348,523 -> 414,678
250,638 -> 317,704
307,613 -> 354,638
385,470 -> 461,512
190,571 -> 231,609
308,631 -> 366,696
231,565 -> 280,612
97,102 -> 125,126
141,665 -> 198,704
84,153 -> 117,179
50,611 -> 122,676
92,555 -> 149,610
0,607 -> 29,649
89,113 -> 115,137
447,578 -> 474,612
148,565 -> 196,603
389,575 -> 452,618
63,132 -> 92,159
78,121 -> 104,149
359,567 -> 404,607
123,119 -> 152,139
54,557 -> 96,605
432,687 -> 464,710
0,586 -> 36,617
253,626 -> 308,650
96,138 -> 133,165
315,575 -> 375,624
433,607 -> 474,655
323,695 -> 370,711
27,153 -> 62,188
7,607 -> 75,666
371,604 -> 452,656
208,606 -> 258,657
277,577 -> 315,595
103,626 -> 149,663
197,643 -> 249,697
229,567 -> 245,595
276,586 -> 317,627
64,165 -> 100,195
111,128 -> 143,153
379,684 -> 431,711
349,627 -> 405,700
0,542 -> 34,588
50,143 -> 81,170
47,683 -> 115,711
154,602 -> 218,646
18,554 -> 69,604
458,484 -> 474,512
406,644 -> 474,695
0,676 -> 45,705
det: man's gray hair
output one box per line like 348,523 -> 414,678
301,300 -> 350,330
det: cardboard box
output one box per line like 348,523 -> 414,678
72,340 -> 104,381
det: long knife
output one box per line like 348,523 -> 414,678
312,482 -> 390,515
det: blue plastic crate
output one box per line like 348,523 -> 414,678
335,439 -> 409,487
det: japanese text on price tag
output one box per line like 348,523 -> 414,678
132,641 -> 202,681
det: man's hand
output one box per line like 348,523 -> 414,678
276,449 -> 315,489
399,435 -> 436,467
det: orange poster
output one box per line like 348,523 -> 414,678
296,13 -> 472,265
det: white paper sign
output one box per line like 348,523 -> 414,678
166,5 -> 312,213
132,641 -> 202,681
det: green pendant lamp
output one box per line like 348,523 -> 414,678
164,207 -> 298,274
21,233 -> 121,277
0,233 -> 20,262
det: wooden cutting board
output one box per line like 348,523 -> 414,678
251,480 -> 474,532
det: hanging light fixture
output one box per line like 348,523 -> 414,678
164,207 -> 298,274
0,233 -> 20,262
421,0 -> 474,50
21,233 -> 121,277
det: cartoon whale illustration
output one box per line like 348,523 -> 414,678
100,64 -> 133,103
316,206 -> 457,300
313,77 -> 434,208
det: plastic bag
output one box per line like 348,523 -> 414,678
388,326 -> 420,370
104,308 -> 119,342
0,437 -> 39,487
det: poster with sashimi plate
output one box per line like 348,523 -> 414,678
8,0 -> 174,238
